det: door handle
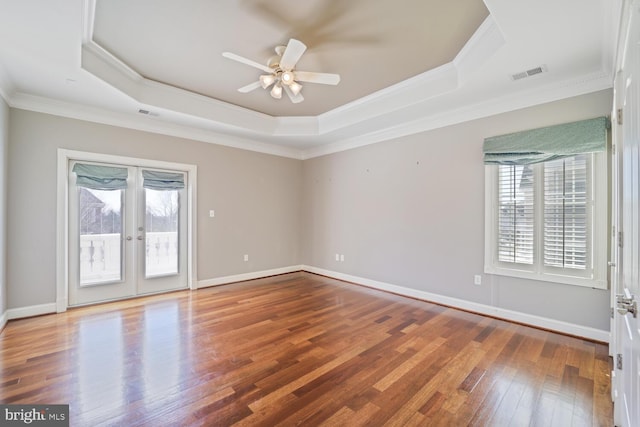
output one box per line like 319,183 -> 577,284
126,236 -> 132,241
616,293 -> 637,317
137,235 -> 144,240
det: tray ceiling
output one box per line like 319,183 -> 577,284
0,0 -> 617,158
91,0 -> 489,117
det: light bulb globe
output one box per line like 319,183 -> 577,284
270,83 -> 283,99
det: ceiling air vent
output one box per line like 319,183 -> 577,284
511,65 -> 547,81
138,108 -> 159,117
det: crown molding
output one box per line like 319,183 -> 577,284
302,70 -> 613,159
4,66 -> 612,163
0,63 -> 14,105
81,42 -> 279,135
8,93 -> 305,159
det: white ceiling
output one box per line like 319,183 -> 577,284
0,0 -> 618,159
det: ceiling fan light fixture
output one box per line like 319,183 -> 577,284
280,70 -> 295,86
270,82 -> 283,99
222,38 -> 340,104
259,74 -> 276,89
289,81 -> 303,96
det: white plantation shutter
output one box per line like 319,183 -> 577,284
543,155 -> 588,269
497,164 -> 534,264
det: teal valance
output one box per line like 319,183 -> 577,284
142,170 -> 185,190
483,116 -> 609,165
72,163 -> 128,190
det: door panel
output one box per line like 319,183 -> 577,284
69,163 -> 136,305
137,170 -> 188,295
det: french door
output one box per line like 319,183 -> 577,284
68,161 -> 188,306
612,1 -> 640,426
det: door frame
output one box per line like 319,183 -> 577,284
56,149 -> 198,312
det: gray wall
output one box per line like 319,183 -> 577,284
0,97 -> 7,316
301,89 -> 612,331
5,90 -> 613,332
7,110 -> 302,309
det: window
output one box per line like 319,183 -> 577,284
483,117 -> 608,289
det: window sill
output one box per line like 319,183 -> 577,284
484,265 -> 607,289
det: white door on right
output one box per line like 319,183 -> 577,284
614,2 -> 640,425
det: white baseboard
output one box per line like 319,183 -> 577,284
7,303 -> 57,321
301,265 -> 610,343
197,265 -> 303,289
0,310 -> 7,332
56,297 -> 67,313
2,267 -> 610,343
4,266 -> 303,321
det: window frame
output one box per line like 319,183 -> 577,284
484,151 -> 608,289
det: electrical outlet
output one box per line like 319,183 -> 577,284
474,275 -> 482,285
335,254 -> 340,261
244,254 -> 249,262
209,210 -> 215,218
340,254 -> 345,262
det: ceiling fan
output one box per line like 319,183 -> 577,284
222,38 -> 340,103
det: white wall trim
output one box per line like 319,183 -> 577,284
301,71 -> 612,160
7,303 -> 57,320
8,71 -> 611,164
197,265 -> 303,289
5,38 -> 611,164
301,265 -> 610,343
10,93 -> 304,160
81,42 -> 279,135
0,63 -> 13,105
0,310 -> 7,332
4,265 -> 610,343
7,72 -> 612,160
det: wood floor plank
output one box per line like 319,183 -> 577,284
0,272 -> 613,426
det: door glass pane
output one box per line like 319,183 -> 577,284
79,187 -> 123,285
145,189 -> 179,277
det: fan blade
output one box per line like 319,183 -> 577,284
283,85 -> 304,104
222,52 -> 273,73
238,81 -> 262,93
294,71 -> 340,85
279,38 -> 307,70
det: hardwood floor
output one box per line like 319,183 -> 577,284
0,272 -> 612,426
